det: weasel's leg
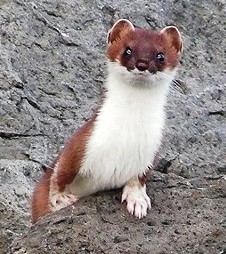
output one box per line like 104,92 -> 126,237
49,156 -> 81,212
49,190 -> 78,212
49,118 -> 95,212
121,177 -> 151,219
31,117 -> 95,223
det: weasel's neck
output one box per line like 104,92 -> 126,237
105,64 -> 173,111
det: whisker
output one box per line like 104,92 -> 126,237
172,79 -> 188,94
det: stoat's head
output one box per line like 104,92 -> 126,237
107,19 -> 182,87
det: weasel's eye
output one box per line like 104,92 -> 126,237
124,47 -> 132,56
156,52 -> 165,62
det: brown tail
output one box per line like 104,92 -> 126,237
31,166 -> 53,224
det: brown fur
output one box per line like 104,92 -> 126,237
31,115 -> 96,223
107,19 -> 134,44
138,175 -> 146,186
52,116 -> 95,192
107,25 -> 182,73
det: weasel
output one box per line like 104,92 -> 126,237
31,19 -> 183,223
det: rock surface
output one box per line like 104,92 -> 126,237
0,0 -> 226,253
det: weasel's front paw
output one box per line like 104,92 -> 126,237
50,192 -> 77,211
121,184 -> 151,219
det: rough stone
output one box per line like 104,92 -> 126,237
0,0 -> 225,253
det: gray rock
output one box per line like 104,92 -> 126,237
0,0 -> 226,253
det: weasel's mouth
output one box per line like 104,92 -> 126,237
130,71 -> 154,86
133,70 -> 151,79
136,72 -> 146,75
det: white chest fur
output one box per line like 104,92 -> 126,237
78,65 -> 172,193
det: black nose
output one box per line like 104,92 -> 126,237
135,61 -> 149,71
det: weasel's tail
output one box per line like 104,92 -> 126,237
31,166 -> 53,224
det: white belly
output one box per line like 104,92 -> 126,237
67,63 -> 173,197
77,83 -> 167,194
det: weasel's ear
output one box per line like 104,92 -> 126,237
107,19 -> 134,44
160,26 -> 183,53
